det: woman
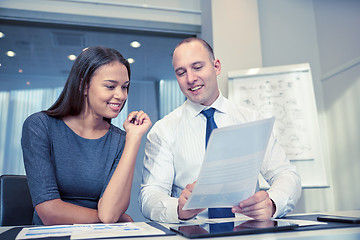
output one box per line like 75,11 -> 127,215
21,46 -> 151,225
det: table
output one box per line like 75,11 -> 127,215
1,211 -> 359,240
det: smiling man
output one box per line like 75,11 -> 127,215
139,37 -> 301,223
172,39 -> 220,106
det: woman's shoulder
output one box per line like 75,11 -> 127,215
109,124 -> 126,137
108,124 -> 126,150
24,111 -> 51,126
23,111 -> 61,133
22,112 -> 55,144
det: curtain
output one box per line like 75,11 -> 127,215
159,80 -> 185,118
0,88 -> 127,175
0,91 -> 10,174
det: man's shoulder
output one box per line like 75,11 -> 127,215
149,103 -> 186,137
157,103 -> 186,125
224,98 -> 261,119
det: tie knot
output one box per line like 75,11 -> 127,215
201,108 -> 216,119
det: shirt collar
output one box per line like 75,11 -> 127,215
186,91 -> 227,118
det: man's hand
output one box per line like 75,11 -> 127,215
231,191 -> 276,220
177,181 -> 205,220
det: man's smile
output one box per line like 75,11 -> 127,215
190,85 -> 203,91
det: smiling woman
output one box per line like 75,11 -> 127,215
20,46 -> 152,225
0,19 -> 194,222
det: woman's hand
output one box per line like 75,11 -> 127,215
123,110 -> 152,138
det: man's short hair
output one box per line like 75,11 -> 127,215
174,37 -> 215,61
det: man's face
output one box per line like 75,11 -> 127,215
172,41 -> 221,106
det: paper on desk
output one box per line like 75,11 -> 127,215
183,117 -> 275,210
71,222 -> 165,239
16,222 -> 165,239
16,225 -> 87,239
275,219 -> 328,227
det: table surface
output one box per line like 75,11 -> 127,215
1,210 -> 359,240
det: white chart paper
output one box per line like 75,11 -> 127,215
71,222 -> 165,239
16,222 -> 165,240
183,117 -> 275,210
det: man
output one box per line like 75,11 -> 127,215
139,37 -> 301,223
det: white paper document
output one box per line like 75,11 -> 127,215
183,117 -> 275,210
16,222 -> 166,239
16,225 -> 86,239
71,222 -> 165,239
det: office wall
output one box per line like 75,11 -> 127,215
257,0 -> 334,213
201,0 -> 263,97
258,0 -> 360,212
313,0 -> 360,211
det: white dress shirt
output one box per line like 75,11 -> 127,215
139,93 -> 301,223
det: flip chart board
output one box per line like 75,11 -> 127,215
228,63 -> 328,188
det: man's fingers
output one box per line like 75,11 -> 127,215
239,191 -> 268,208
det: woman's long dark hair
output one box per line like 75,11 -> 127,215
45,46 -> 130,123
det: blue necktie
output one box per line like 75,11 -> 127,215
201,108 -> 235,219
201,108 -> 217,148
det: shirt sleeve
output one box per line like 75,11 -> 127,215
21,113 -> 61,207
261,133 -> 302,218
139,122 -> 180,223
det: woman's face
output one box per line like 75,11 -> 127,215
84,61 -> 129,120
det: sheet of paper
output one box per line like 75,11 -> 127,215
16,222 -> 165,240
16,225 -> 88,239
183,117 -> 275,210
275,219 -> 328,227
71,222 -> 165,239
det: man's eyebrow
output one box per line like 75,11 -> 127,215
175,61 -> 204,72
175,67 -> 185,72
191,61 -> 204,66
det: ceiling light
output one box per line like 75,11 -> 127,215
0,32 -> 4,38
127,58 -> 134,64
6,51 -> 16,57
19,69 -> 23,73
130,41 -> 141,48
67,54 -> 77,61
